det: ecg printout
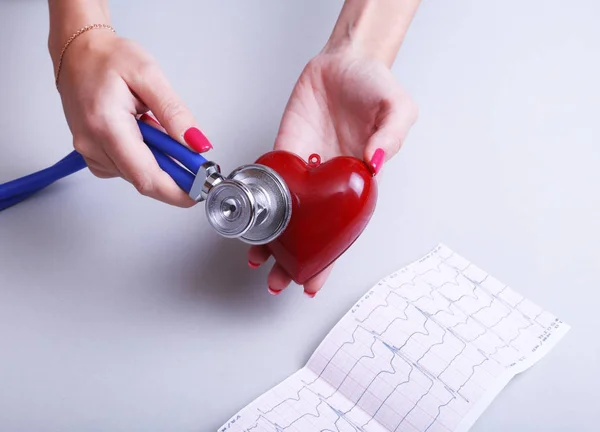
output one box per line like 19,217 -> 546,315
219,244 -> 569,432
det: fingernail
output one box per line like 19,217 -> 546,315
369,148 -> 385,175
268,287 -> 282,296
248,260 -> 260,269
184,127 -> 212,152
304,291 -> 316,298
140,113 -> 160,127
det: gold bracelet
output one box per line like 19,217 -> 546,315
54,23 -> 116,89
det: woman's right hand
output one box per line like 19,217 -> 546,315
56,30 -> 211,207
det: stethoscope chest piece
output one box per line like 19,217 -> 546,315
204,164 -> 292,245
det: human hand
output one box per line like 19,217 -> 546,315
247,49 -> 418,296
55,30 -> 211,207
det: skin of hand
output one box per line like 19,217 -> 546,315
247,0 -> 421,297
53,29 -> 211,207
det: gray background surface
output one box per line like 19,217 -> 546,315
0,0 -> 598,431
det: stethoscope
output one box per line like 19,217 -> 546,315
0,120 -> 292,245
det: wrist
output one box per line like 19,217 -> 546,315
323,0 -> 420,67
321,31 -> 364,62
323,1 -> 379,60
52,25 -> 117,90
47,0 -> 111,64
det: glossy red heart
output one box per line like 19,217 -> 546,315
255,150 -> 378,284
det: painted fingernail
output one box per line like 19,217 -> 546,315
268,287 -> 282,296
183,127 -> 212,152
304,291 -> 316,298
140,113 -> 160,127
248,260 -> 260,269
369,148 -> 385,175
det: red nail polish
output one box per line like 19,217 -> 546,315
268,287 -> 282,296
248,260 -> 260,269
369,148 -> 385,175
304,291 -> 316,298
140,113 -> 160,127
184,127 -> 212,153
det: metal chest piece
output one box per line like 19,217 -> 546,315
197,163 -> 292,245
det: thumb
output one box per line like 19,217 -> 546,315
126,64 -> 212,153
364,101 -> 418,175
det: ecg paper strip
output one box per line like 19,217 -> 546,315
219,244 -> 569,432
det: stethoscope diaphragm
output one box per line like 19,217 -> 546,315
204,164 -> 291,245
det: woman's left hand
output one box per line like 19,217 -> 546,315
247,48 -> 418,297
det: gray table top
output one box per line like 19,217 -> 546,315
1,1 -> 598,431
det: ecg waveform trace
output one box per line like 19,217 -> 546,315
219,244 -> 569,432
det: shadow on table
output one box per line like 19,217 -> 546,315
176,228 -> 294,318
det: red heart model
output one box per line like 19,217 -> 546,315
255,150 -> 378,284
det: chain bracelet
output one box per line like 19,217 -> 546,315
55,24 -> 116,89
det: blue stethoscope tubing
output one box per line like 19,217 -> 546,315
0,119 -> 207,212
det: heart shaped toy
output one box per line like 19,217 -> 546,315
255,150 -> 378,284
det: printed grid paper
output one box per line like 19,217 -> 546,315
219,244 -> 569,432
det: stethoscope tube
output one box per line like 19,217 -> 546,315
0,120 -> 203,209
0,119 -> 292,244
137,121 -> 206,174
0,151 -> 87,211
147,146 -> 195,193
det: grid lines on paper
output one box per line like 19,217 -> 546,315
220,245 -> 566,432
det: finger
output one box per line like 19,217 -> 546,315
303,263 -> 335,298
73,136 -> 120,175
131,97 -> 149,116
103,113 -> 196,207
125,63 -> 213,153
364,97 -> 419,175
247,245 -> 271,269
139,112 -> 167,133
267,263 -> 293,295
85,158 -> 119,179
87,165 -> 117,179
